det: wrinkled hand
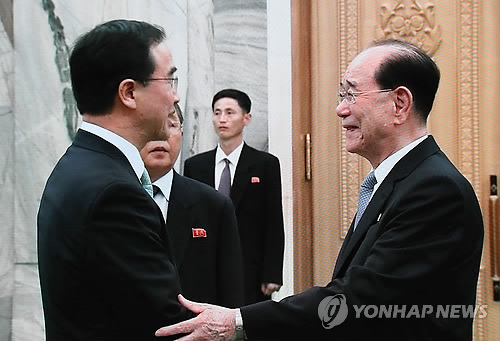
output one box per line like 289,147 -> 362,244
261,282 -> 281,296
155,294 -> 237,341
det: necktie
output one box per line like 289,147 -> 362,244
218,158 -> 231,197
354,171 -> 377,229
153,184 -> 161,197
140,169 -> 154,197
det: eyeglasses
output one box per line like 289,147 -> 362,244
146,76 -> 178,91
169,103 -> 183,132
337,88 -> 393,105
169,120 -> 182,131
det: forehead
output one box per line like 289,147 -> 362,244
214,97 -> 241,110
151,42 -> 176,74
343,46 -> 390,88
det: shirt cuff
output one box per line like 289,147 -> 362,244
235,308 -> 247,340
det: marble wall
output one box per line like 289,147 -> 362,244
1,1 -> 293,340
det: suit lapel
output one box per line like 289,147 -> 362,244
75,129 -> 172,253
333,183 -> 394,278
231,143 -> 253,210
166,172 -> 196,268
332,136 -> 441,278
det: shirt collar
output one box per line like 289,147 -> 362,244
215,141 -> 244,166
80,121 -> 145,179
373,135 -> 428,190
152,169 -> 174,201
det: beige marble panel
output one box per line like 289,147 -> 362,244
214,0 -> 268,151
180,0 -> 217,163
11,265 -> 44,341
0,270 -> 13,341
0,10 -> 14,341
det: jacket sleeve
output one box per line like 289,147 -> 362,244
260,155 -> 285,285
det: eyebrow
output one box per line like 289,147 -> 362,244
169,66 -> 177,76
340,79 -> 357,89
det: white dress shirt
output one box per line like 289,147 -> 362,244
152,169 -> 174,221
79,122 -> 145,180
214,141 -> 244,190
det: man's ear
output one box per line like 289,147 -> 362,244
393,86 -> 412,125
118,79 -> 138,109
244,112 -> 252,126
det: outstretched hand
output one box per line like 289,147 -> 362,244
155,295 -> 238,341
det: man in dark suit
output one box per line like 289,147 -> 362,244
37,20 -> 192,340
183,89 -> 285,304
140,104 -> 244,308
156,39 -> 484,340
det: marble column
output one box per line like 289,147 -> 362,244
0,9 -> 14,341
180,0 -> 217,166
214,0 -> 268,151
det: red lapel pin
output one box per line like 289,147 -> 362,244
192,228 -> 207,238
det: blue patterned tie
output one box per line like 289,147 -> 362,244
218,159 -> 231,197
354,171 -> 377,229
140,169 -> 154,198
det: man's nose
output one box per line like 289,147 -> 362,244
336,100 -> 350,118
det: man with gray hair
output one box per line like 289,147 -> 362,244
156,39 -> 483,340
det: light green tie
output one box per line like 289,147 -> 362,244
140,169 -> 154,197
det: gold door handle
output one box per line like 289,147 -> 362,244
490,175 -> 500,301
305,133 -> 311,181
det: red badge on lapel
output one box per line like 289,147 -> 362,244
192,228 -> 207,238
251,176 -> 260,183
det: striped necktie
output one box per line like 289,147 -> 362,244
140,169 -> 154,198
354,171 -> 377,229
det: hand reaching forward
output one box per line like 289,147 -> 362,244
155,294 -> 238,341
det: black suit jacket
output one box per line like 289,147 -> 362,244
165,171 -> 244,307
37,130 -> 191,341
184,143 -> 285,304
241,136 -> 484,340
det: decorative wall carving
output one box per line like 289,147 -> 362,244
376,0 -> 441,56
338,0 -> 362,238
457,1 -> 482,339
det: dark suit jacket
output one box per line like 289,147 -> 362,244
165,171 -> 244,307
37,130 -> 191,341
184,143 -> 285,304
240,136 -> 484,340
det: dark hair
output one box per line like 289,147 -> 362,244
69,19 -> 166,115
370,39 -> 440,122
212,89 -> 251,113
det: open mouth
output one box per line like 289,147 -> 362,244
343,125 -> 359,131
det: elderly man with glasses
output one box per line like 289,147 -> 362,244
155,39 -> 483,341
